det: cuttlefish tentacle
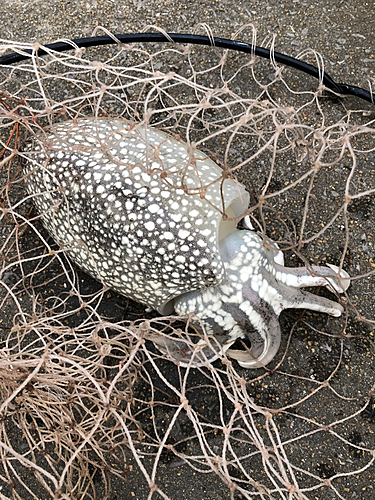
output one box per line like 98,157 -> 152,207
272,262 -> 350,294
268,278 -> 345,317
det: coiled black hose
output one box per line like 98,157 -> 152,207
0,32 -> 373,104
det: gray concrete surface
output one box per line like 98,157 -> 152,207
1,0 -> 374,90
0,1 -> 374,499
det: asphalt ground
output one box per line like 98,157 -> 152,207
0,1 -> 374,500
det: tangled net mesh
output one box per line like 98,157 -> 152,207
0,26 -> 374,499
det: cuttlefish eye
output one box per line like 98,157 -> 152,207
22,117 -> 350,368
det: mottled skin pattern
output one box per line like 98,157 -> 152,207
22,118 -> 350,369
22,118 -> 245,313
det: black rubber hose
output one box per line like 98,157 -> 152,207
0,32 -> 373,104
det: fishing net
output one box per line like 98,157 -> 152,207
0,26 -> 374,500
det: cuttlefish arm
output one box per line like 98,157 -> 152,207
272,262 -> 350,294
155,230 -> 350,370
